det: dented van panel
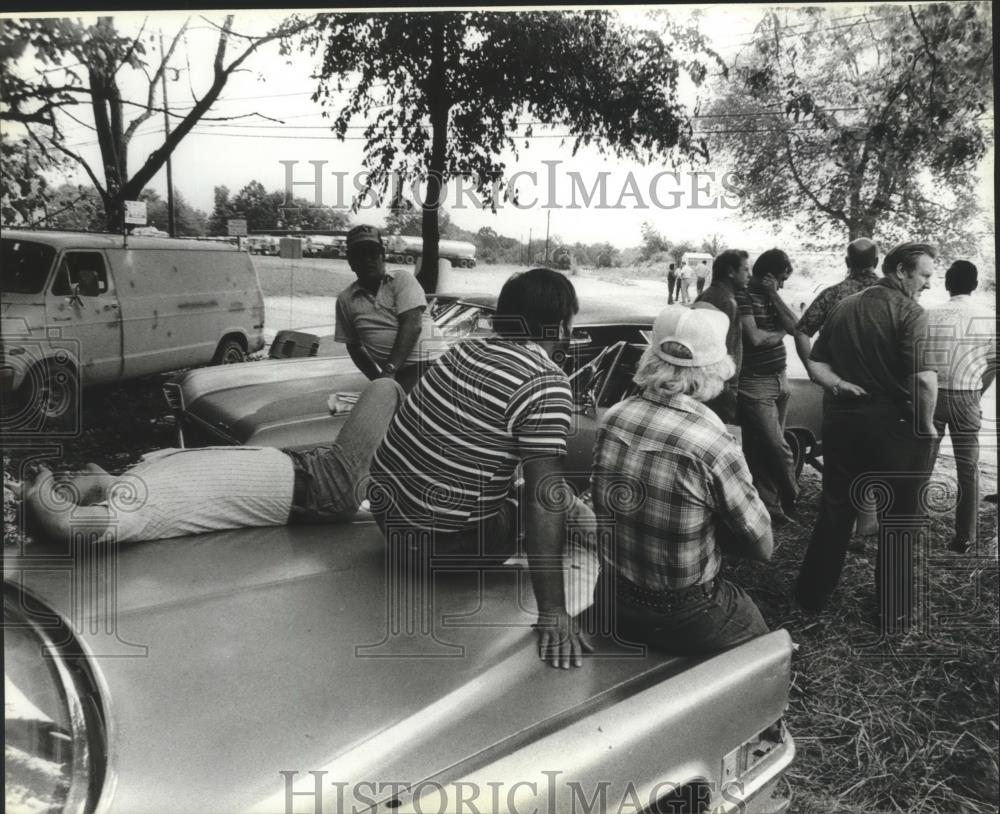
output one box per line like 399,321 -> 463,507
1,230 -> 266,394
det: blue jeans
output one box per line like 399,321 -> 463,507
287,378 -> 404,521
933,389 -> 983,544
737,371 -> 800,513
609,573 -> 769,656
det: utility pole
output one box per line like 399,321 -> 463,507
527,229 -> 532,266
544,210 -> 550,263
159,31 -> 176,237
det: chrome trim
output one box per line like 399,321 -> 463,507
161,382 -> 184,411
4,584 -> 116,814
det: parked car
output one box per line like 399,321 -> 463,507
1,230 -> 266,432
164,296 -> 823,476
4,298 -> 805,814
4,521 -> 795,813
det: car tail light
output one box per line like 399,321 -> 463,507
162,382 -> 184,410
4,589 -> 108,814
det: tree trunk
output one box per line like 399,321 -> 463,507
416,18 -> 448,295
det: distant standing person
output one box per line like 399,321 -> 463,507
666,262 -> 677,305
735,249 -> 804,524
695,259 -> 710,296
925,260 -> 997,553
693,249 -> 751,424
795,242 -> 938,632
678,262 -> 692,304
796,237 -> 883,539
335,224 -> 443,392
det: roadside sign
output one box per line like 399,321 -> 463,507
279,237 -> 303,259
124,201 -> 147,225
228,218 -> 248,237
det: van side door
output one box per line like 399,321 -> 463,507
44,251 -> 123,385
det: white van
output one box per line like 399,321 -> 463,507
1,230 -> 265,424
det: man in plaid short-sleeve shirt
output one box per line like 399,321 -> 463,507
592,305 -> 774,655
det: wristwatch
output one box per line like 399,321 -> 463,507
382,362 -> 398,376
831,380 -> 842,397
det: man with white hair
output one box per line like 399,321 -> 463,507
591,305 -> 774,654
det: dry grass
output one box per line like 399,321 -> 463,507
728,459 -> 999,814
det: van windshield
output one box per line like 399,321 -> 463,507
1,239 -> 56,294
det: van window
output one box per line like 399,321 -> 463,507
51,253 -> 110,297
1,239 -> 56,294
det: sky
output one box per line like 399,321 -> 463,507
1,4 -> 994,253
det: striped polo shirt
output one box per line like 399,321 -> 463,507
369,339 -> 572,530
736,279 -> 787,375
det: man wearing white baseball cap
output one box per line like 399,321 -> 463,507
591,304 -> 774,654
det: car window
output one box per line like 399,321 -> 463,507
1,238 -> 56,294
434,303 -> 491,339
51,252 -> 110,297
570,340 -> 644,408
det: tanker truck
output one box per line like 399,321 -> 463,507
385,234 -> 477,268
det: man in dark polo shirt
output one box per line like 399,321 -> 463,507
797,237 -> 883,541
735,249 -> 804,524
694,248 -> 750,424
795,242 -> 938,633
335,224 -> 444,391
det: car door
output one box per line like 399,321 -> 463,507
44,250 -> 123,385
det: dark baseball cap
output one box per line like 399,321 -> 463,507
346,224 -> 383,249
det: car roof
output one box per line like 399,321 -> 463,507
448,293 -> 658,327
2,229 -> 244,252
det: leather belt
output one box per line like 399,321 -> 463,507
292,465 -> 309,508
614,572 -> 717,608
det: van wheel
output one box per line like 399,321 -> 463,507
6,360 -> 79,433
212,337 -> 246,365
404,254 -> 415,265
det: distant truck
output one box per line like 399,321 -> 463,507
385,234 -> 477,268
551,246 -> 573,270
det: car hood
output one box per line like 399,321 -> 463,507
4,521 -> 787,814
181,357 -> 370,447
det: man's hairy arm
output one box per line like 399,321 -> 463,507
521,452 -> 592,669
382,306 -> 425,374
913,370 -> 938,437
740,315 -> 786,348
346,343 -> 382,380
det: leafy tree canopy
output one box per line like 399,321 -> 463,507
305,9 -> 722,291
208,181 -> 351,235
709,3 -> 993,253
1,15 -> 308,230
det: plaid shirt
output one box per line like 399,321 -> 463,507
591,390 -> 770,590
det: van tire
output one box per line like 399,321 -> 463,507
6,360 -> 79,433
212,336 -> 246,365
404,254 -> 415,265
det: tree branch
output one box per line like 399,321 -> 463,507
44,138 -> 106,198
782,131 -> 847,223
124,19 -> 189,142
